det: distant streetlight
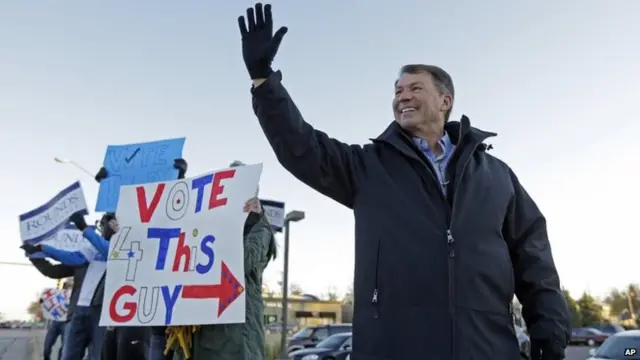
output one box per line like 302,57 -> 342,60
279,210 -> 305,358
54,157 -> 95,178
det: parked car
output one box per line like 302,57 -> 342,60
570,327 -> 608,346
265,322 -> 297,334
286,324 -> 352,354
587,330 -> 640,359
588,323 -> 626,335
288,332 -> 352,360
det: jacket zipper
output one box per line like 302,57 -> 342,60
372,237 -> 381,319
446,139 -> 485,359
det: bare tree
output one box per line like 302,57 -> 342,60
290,283 -> 304,296
325,286 -> 339,301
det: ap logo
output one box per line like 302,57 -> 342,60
624,347 -> 637,356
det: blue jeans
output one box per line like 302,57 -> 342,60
44,321 -> 67,360
149,326 -> 173,360
61,306 -> 106,360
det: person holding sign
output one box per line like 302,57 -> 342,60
169,161 -> 277,360
22,221 -> 108,360
40,282 -> 71,360
238,4 -> 570,360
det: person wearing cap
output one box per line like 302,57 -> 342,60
170,160 -> 277,360
236,4 -> 571,360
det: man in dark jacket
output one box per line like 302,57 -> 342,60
237,3 -> 571,360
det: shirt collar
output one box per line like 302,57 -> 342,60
413,131 -> 454,158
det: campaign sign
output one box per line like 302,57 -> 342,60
41,288 -> 70,322
259,199 -> 285,232
95,137 -> 186,213
100,164 -> 263,327
19,182 -> 88,257
28,225 -> 90,259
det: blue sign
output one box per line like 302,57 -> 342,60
95,137 -> 185,212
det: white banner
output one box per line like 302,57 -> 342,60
100,164 -> 263,327
259,199 -> 285,232
19,182 -> 88,243
40,288 -> 70,322
38,225 -> 90,252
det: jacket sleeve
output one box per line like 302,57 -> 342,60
252,71 -> 365,209
82,228 -> 110,258
41,245 -> 88,267
29,258 -> 75,279
504,168 -> 571,347
244,214 -> 274,274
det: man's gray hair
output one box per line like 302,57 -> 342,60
399,64 -> 455,122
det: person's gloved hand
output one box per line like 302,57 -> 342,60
69,212 -> 88,231
20,243 -> 42,255
95,167 -> 108,183
174,158 -> 188,179
238,3 -> 288,79
530,336 -> 566,360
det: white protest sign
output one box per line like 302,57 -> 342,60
19,181 -> 88,243
259,199 -> 285,232
100,164 -> 263,327
40,288 -> 70,322
36,225 -> 90,252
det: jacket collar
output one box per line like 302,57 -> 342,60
373,115 -> 497,146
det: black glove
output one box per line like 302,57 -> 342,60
238,3 -> 288,79
174,158 -> 188,179
530,338 -> 565,360
95,167 -> 108,183
20,243 -> 41,255
69,212 -> 88,231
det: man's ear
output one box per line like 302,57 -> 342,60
440,94 -> 453,113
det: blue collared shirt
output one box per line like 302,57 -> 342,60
413,132 -> 456,194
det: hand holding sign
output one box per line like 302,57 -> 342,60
20,243 -> 41,255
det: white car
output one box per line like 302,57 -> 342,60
586,330 -> 639,360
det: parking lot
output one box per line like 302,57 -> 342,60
565,346 -> 592,360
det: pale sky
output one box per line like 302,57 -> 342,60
1,1 -> 638,320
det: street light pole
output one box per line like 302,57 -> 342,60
54,157 -> 95,179
0,261 -> 32,267
279,210 -> 305,359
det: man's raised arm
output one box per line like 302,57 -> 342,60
251,73 -> 364,208
239,3 -> 365,208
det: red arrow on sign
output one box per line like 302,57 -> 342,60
181,261 -> 245,316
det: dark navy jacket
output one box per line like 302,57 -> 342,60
251,71 -> 571,360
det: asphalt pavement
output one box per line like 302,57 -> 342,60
0,329 -> 37,360
566,345 -> 592,360
1,327 -> 594,360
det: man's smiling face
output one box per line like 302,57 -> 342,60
392,71 -> 451,132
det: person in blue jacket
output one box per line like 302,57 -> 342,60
22,220 -> 110,360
